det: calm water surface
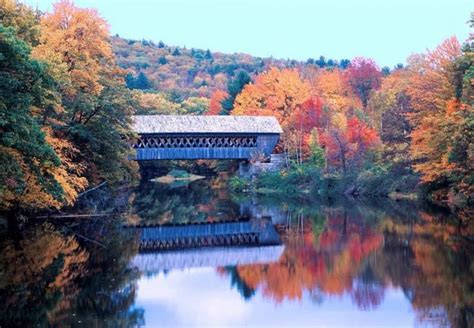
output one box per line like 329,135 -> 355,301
0,174 -> 473,327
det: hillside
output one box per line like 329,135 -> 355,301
111,36 -> 351,98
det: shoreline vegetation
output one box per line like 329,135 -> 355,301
0,0 -> 473,223
229,164 -> 421,201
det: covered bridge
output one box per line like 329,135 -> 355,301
131,115 -> 282,160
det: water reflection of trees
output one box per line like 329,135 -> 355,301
2,175 -> 472,327
230,205 -> 383,305
0,218 -> 143,327
0,223 -> 89,326
376,211 -> 474,327
219,198 -> 473,327
129,177 -> 241,225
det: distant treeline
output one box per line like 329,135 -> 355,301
112,35 -> 360,98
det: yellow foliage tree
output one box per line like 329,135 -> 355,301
232,67 -> 311,127
136,91 -> 181,115
32,0 -> 114,100
44,128 -> 88,205
311,68 -> 362,114
406,37 -> 463,184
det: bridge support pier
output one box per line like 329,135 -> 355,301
238,154 -> 286,178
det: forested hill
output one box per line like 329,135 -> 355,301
111,36 -> 351,98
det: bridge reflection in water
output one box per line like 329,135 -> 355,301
132,245 -> 285,273
126,219 -> 284,273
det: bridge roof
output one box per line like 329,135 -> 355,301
132,115 -> 283,134
131,245 -> 285,272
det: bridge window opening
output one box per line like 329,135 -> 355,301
133,135 -> 258,149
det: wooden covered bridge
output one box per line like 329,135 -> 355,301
131,115 -> 282,160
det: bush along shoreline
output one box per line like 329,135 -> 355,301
228,162 -> 464,208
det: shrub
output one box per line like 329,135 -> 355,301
229,176 -> 250,192
355,166 -> 392,196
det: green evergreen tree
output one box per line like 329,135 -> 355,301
220,70 -> 251,115
158,56 -> 168,65
134,72 -> 151,90
315,55 -> 326,68
339,59 -> 351,69
125,72 -> 135,89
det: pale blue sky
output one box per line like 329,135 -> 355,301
25,0 -> 473,67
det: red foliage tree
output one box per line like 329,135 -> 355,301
320,116 -> 380,173
345,57 -> 382,107
291,96 -> 325,132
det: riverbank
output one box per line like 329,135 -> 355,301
229,164 -> 472,209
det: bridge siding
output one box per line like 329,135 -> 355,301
136,147 -> 255,160
139,221 -> 261,241
134,134 -> 279,160
257,135 -> 280,155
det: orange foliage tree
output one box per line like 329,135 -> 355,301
406,37 -> 465,186
32,0 -> 138,187
233,67 -> 311,125
33,0 -> 114,103
311,68 -> 362,114
232,67 -> 315,161
206,90 -> 228,115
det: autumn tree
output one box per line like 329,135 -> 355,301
232,67 -> 312,160
233,67 -> 310,125
286,96 -> 325,164
320,115 -> 379,174
311,68 -> 362,115
206,90 -> 228,115
33,0 -> 138,185
135,91 -> 181,115
368,69 -> 413,172
180,96 -> 209,115
319,114 -> 352,174
0,0 -> 40,45
345,57 -> 382,108
406,37 -> 472,200
0,26 -> 82,214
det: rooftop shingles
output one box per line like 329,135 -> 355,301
132,115 -> 283,134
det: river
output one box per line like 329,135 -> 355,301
0,171 -> 472,327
